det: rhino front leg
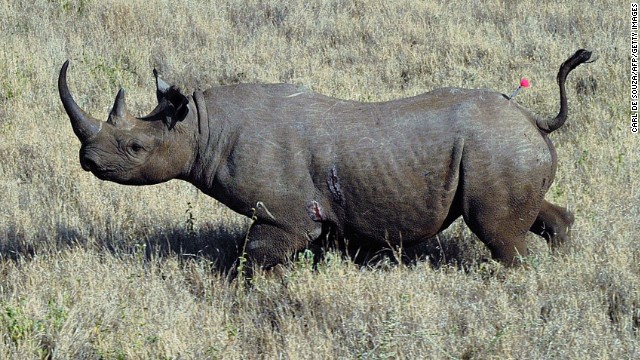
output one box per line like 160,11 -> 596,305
244,222 -> 314,269
529,199 -> 575,248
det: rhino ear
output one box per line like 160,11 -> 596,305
163,89 -> 190,129
154,69 -> 171,102
141,71 -> 189,130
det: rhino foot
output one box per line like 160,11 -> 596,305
530,200 -> 575,249
245,223 -> 313,269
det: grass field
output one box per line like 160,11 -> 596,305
0,0 -> 636,358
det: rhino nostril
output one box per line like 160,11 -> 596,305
81,155 -> 98,171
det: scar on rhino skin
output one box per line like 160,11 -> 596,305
306,200 -> 324,222
327,166 -> 345,206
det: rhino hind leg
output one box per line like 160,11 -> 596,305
485,233 -> 528,266
462,215 -> 531,266
529,200 -> 575,248
461,191 -> 541,265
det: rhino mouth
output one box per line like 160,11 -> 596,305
83,164 -> 114,181
88,167 -> 130,184
83,161 -> 145,185
80,155 -> 118,181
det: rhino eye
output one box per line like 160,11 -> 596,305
129,142 -> 144,153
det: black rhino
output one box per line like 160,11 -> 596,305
59,49 -> 593,268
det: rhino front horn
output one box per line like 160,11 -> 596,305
58,60 -> 102,142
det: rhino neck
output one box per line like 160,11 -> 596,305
181,90 -> 236,197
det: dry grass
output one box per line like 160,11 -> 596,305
0,0 -> 636,358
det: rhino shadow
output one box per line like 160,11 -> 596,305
0,222 -> 246,274
137,224 -> 484,274
0,222 -> 486,273
0,225 -> 37,260
329,233 -> 488,270
141,223 -> 246,273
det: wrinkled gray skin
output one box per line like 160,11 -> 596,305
59,50 -> 592,267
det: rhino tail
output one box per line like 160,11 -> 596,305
536,49 -> 594,133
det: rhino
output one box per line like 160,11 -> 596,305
58,49 -> 593,268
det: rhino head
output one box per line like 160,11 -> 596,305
58,61 -> 196,185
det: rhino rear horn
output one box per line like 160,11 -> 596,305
108,88 -> 127,123
58,60 -> 103,142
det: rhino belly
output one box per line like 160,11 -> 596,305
329,138 -> 462,247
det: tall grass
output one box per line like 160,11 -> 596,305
0,0 -> 635,358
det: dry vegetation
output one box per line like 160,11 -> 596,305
0,0 -> 636,358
